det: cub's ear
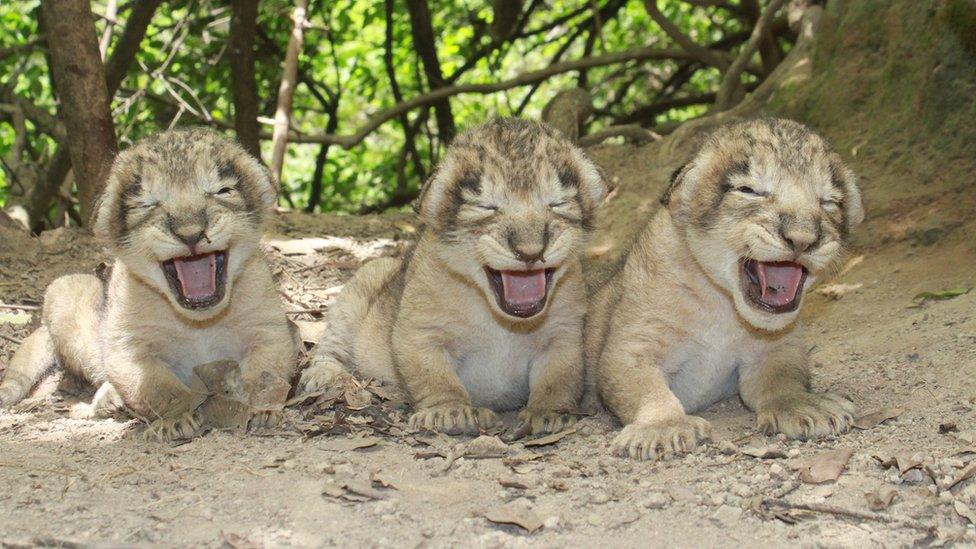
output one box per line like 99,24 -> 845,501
91,157 -> 130,244
234,155 -> 277,212
659,162 -> 691,207
832,161 -> 864,231
416,158 -> 468,225
568,149 -> 609,212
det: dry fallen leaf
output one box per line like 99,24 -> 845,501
484,504 -> 543,533
370,471 -> 399,490
344,383 -> 373,410
853,407 -> 903,430
323,479 -> 388,502
320,434 -> 381,452
947,462 -> 976,490
864,486 -> 898,511
523,427 -> 576,448
955,500 -> 976,525
794,448 -> 854,484
838,255 -> 865,277
873,453 -> 923,475
815,283 -> 863,300
741,446 -> 787,459
499,478 -> 529,490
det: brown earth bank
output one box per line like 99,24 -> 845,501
1,1 -> 976,546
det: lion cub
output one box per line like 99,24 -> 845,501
586,118 -> 864,460
0,128 -> 298,441
300,118 -> 607,436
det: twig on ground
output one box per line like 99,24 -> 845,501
0,303 -> 40,311
0,333 -> 23,345
762,498 -> 932,531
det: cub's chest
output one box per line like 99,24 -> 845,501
663,321 -> 767,414
154,326 -> 246,384
450,325 -> 551,411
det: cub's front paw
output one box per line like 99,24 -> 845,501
611,415 -> 712,461
247,410 -> 283,432
143,410 -> 204,442
408,404 -> 498,436
298,365 -> 356,395
757,392 -> 854,440
513,409 -> 578,439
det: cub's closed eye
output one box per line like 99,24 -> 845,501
216,187 -> 235,195
549,200 -> 569,208
734,185 -> 765,197
821,198 -> 840,207
475,203 -> 499,211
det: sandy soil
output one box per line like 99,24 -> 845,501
1,155 -> 975,547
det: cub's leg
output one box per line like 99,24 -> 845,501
69,382 -> 126,419
1,274 -> 104,407
599,334 -> 711,461
299,257 -> 400,393
739,339 -> 854,439
103,351 -> 208,441
515,337 -> 584,437
395,331 -> 497,435
238,334 -> 299,430
0,326 -> 56,407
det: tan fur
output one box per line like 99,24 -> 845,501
586,118 -> 864,460
300,118 -> 607,436
0,128 -> 297,441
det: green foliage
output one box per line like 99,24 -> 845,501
0,0 -> 772,218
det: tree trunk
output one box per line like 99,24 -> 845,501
405,0 -> 456,143
270,0 -> 309,183
105,0 -> 163,95
40,0 -> 118,226
229,0 -> 262,160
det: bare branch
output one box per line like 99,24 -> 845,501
136,46 -> 694,149
405,0 -> 456,142
104,0 -> 163,95
643,0 -> 731,70
270,0 -> 310,182
714,0 -> 785,111
99,0 -> 119,59
578,124 -> 660,147
296,45 -> 693,147
612,93 -> 717,125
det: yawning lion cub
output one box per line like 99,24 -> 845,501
0,128 -> 298,441
300,118 -> 607,436
586,118 -> 864,460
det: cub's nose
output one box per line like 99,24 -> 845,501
511,241 -> 545,264
779,225 -> 819,254
173,226 -> 207,250
507,225 -> 549,264
167,214 -> 208,251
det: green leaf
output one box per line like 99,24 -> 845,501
913,288 -> 971,301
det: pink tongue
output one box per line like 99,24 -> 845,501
173,253 -> 217,300
756,261 -> 804,307
500,269 -> 547,306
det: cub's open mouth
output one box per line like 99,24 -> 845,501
740,259 -> 807,314
485,267 -> 555,318
162,251 -> 228,309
